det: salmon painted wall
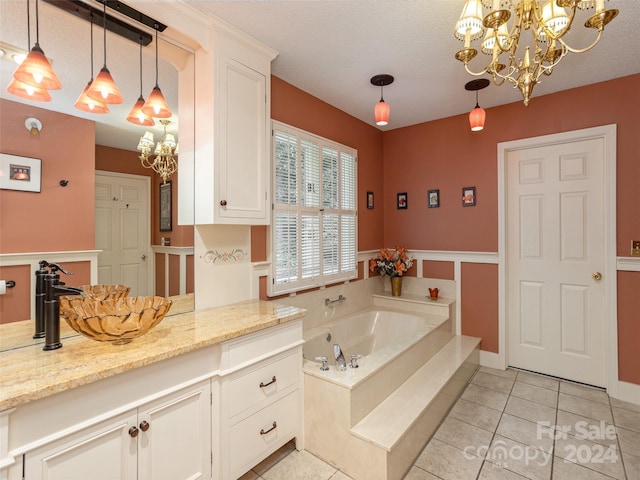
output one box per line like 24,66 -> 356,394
383,74 -> 640,385
0,99 -> 95,253
269,76 -> 384,252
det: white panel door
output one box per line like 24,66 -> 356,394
137,381 -> 212,480
507,137 -> 606,386
25,411 -> 137,480
95,172 -> 150,296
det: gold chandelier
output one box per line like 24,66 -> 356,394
454,0 -> 619,105
137,119 -> 178,183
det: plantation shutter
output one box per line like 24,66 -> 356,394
271,122 -> 358,295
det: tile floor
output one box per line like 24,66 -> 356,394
240,367 -> 640,480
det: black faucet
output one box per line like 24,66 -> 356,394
43,263 -> 84,351
34,260 -> 50,339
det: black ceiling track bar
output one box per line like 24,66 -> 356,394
42,0 -> 166,47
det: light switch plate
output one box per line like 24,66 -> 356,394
632,240 -> 640,257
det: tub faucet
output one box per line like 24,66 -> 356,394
43,263 -> 84,351
333,344 -> 347,371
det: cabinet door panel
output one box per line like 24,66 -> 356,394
137,381 -> 211,480
25,411 -> 137,480
218,56 -> 267,222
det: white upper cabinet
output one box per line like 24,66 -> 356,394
193,24 -> 278,225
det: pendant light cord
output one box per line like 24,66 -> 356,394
138,36 -> 144,95
34,0 -> 39,46
154,24 -> 159,86
26,0 -> 31,48
475,90 -> 480,109
89,13 -> 94,79
102,0 -> 107,67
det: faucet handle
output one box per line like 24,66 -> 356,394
349,354 -> 363,369
315,356 -> 329,371
48,263 -> 73,276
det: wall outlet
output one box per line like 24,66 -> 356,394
632,240 -> 640,257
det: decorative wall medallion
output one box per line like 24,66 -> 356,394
203,249 -> 247,263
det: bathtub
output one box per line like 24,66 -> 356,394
303,307 -> 452,390
303,306 -> 455,479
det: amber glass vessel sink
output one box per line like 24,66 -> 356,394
59,296 -> 172,345
59,284 -> 130,312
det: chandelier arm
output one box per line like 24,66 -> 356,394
557,30 -> 605,54
463,62 -> 490,77
494,16 -> 522,54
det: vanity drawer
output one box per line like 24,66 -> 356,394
227,351 -> 299,419
227,390 -> 299,475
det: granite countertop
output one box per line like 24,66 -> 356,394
0,300 -> 306,411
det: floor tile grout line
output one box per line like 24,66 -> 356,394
472,369 -> 520,480
609,395 -> 630,480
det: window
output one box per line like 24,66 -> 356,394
270,121 -> 357,295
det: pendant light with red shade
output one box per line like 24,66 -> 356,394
465,78 -> 489,132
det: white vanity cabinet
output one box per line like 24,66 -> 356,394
193,23 -> 278,226
218,320 -> 304,480
22,380 -> 212,480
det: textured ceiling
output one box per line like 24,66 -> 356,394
1,0 -> 639,151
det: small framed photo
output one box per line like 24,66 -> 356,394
462,186 -> 476,207
397,192 -> 408,209
0,153 -> 41,192
159,181 -> 172,232
428,189 -> 440,208
366,191 -> 374,209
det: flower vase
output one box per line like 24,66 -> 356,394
390,276 -> 403,297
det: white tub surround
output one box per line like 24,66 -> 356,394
0,300 -> 305,480
303,293 -> 479,480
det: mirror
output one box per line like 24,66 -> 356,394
0,0 -> 195,342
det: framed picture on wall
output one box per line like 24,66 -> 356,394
428,189 -> 439,208
462,186 -> 476,207
397,192 -> 408,209
367,191 -> 374,209
160,181 -> 172,232
0,153 -> 41,193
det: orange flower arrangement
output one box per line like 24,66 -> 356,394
369,246 -> 414,278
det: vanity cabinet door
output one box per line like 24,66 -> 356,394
137,380 -> 212,480
24,411 -> 138,480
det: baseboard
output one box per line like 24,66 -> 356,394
613,380 -> 640,406
479,350 -> 504,370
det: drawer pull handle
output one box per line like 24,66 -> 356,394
260,421 -> 277,435
259,376 -> 277,388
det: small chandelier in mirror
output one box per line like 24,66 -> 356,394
137,119 -> 178,183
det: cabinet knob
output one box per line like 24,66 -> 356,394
220,200 -> 227,207
139,420 -> 150,432
129,426 -> 139,438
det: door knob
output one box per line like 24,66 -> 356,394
128,426 -> 139,438
592,272 -> 602,281
220,200 -> 227,207
141,254 -> 147,260
139,420 -> 150,432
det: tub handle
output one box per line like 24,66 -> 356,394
349,354 -> 363,369
315,356 -> 329,371
259,376 -> 277,388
